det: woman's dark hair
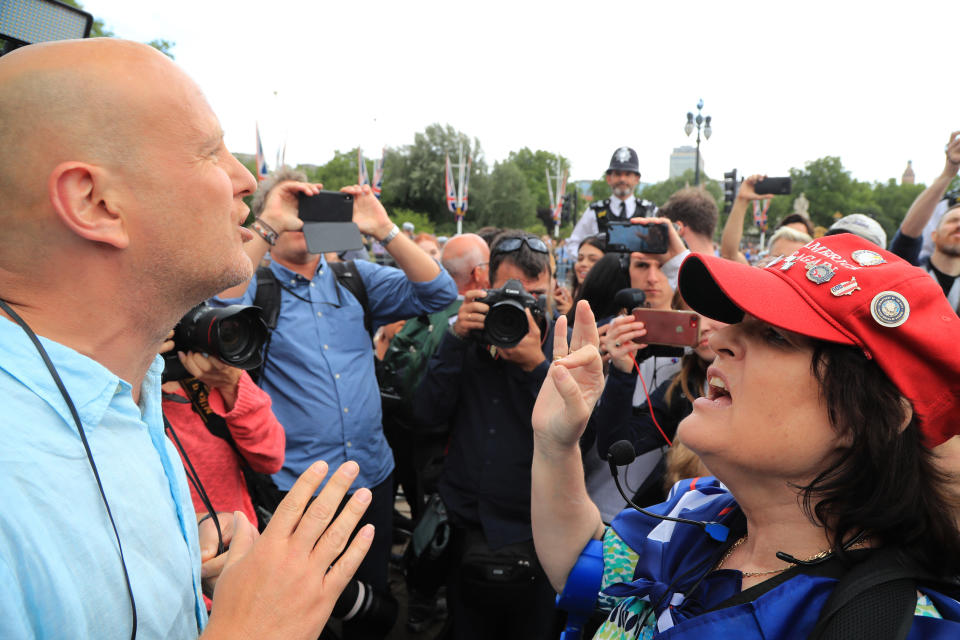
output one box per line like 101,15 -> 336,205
566,253 -> 629,323
802,342 -> 960,576
570,236 -> 607,299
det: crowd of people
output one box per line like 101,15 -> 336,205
2,37 -> 960,640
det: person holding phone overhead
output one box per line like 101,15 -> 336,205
215,166 -> 457,639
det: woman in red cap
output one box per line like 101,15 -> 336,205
531,233 -> 960,638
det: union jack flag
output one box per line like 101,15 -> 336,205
255,123 -> 268,181
459,156 -> 472,214
445,154 -> 457,214
372,148 -> 385,200
358,148 -> 370,186
753,199 -> 770,231
553,169 -> 568,222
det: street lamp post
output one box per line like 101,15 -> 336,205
684,99 -> 712,186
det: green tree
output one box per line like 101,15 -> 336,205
381,124 -> 485,226
299,149 -> 358,191
505,148 -> 570,210
482,161 -> 536,229
589,176 -> 611,202
639,170 -> 723,210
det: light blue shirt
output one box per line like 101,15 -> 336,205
0,318 -> 206,638
217,257 -> 457,491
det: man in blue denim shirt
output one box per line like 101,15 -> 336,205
216,167 -> 457,628
0,38 -> 376,639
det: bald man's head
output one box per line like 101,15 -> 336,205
441,233 -> 489,292
0,39 -> 202,218
0,38 -> 257,314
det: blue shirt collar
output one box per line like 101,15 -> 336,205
0,316 -> 160,430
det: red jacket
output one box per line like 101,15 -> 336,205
162,372 -> 285,526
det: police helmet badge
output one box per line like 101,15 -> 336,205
615,147 -> 631,163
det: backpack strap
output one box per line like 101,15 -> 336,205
808,547 -> 927,640
329,260 -> 373,338
252,266 -> 281,331
250,266 -> 281,384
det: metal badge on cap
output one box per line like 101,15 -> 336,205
851,250 -> 886,267
806,263 -> 837,285
870,291 -> 910,327
830,277 -> 861,297
779,255 -> 799,271
615,147 -> 631,163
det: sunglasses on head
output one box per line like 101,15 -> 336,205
492,236 -> 549,256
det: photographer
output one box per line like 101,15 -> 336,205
413,231 -> 560,639
215,167 -> 457,638
161,346 -> 285,530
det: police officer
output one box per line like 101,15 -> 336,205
567,146 -> 657,255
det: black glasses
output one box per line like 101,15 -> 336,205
492,236 -> 549,256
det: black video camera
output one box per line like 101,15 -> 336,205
472,279 -> 547,349
161,303 -> 268,383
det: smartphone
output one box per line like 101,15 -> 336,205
298,191 -> 354,222
297,191 -> 364,253
606,222 -> 669,254
631,308 -> 700,348
754,177 -> 792,195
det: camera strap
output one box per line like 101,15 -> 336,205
0,298 -> 138,640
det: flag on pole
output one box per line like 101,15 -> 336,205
753,199 -> 770,230
459,156 -> 472,214
445,154 -> 457,214
358,148 -> 370,186
553,169 -> 568,222
255,123 -> 268,181
372,148 -> 385,199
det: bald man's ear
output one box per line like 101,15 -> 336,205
48,162 -> 129,249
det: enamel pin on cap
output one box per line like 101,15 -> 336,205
851,250 -> 887,267
779,255 -> 799,271
871,291 -> 910,327
830,277 -> 861,297
806,263 -> 837,284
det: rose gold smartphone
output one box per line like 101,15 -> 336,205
631,308 -> 700,347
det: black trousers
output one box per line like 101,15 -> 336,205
281,471 -> 395,639
446,523 -> 562,640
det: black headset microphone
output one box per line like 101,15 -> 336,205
607,440 -> 729,542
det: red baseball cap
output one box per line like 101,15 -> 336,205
678,233 -> 960,447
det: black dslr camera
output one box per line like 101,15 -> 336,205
161,303 -> 268,383
472,279 -> 547,349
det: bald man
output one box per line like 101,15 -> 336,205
441,233 -> 491,293
0,39 -> 372,639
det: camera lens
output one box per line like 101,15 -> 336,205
163,304 -> 268,382
217,318 -> 245,359
484,300 -> 528,348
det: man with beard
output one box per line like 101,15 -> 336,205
890,131 -> 960,312
566,147 -> 656,255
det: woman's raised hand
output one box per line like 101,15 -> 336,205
532,300 -> 605,451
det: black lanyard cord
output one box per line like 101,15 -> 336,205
162,414 -> 224,555
0,298 -> 137,640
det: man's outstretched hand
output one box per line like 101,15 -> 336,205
202,460 -> 374,640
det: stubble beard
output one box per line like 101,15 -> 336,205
612,185 -> 634,199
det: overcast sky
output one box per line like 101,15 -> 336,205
83,0 -> 959,185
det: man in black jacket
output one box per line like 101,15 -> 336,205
414,230 -> 558,640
